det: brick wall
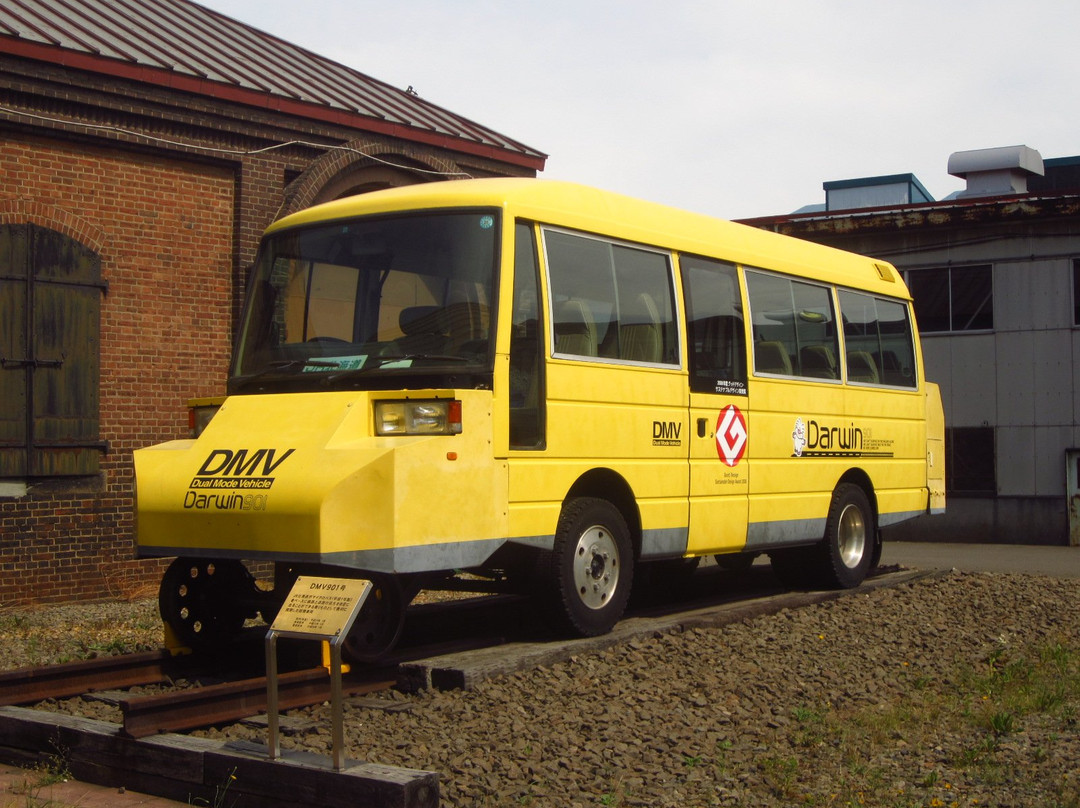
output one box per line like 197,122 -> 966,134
1,49 -> 536,610
0,132 -> 234,605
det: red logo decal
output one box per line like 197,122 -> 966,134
715,405 -> 747,467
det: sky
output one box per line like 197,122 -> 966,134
199,0 -> 1080,220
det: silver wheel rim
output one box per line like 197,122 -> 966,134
837,503 -> 866,569
573,525 -> 620,610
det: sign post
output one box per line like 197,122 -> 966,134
265,576 -> 372,771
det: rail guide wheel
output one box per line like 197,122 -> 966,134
158,558 -> 255,652
341,575 -> 407,663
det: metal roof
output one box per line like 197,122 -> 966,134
0,0 -> 546,170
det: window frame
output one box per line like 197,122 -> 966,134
905,264 -> 994,334
680,254 -> 748,396
541,226 -> 681,369
946,425 -> 996,496
745,267 -> 842,383
836,288 -> 919,389
508,221 -> 546,450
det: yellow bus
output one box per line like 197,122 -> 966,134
135,178 -> 945,660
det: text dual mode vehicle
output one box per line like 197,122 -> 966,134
134,178 -> 945,662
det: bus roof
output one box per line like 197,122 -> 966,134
266,178 -> 909,300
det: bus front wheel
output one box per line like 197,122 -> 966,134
547,497 -> 634,637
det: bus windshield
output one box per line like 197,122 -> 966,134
231,209 -> 499,393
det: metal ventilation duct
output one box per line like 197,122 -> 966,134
948,145 -> 1044,197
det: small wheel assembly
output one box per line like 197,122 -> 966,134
342,575 -> 407,663
769,483 -> 875,591
158,558 -> 255,650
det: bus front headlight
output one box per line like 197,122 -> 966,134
374,399 -> 462,436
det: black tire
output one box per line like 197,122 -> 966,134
158,558 -> 253,650
547,497 -> 634,637
815,483 -> 875,588
343,575 -> 407,664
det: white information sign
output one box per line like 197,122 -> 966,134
270,576 -> 372,638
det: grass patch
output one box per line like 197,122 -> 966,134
755,639 -> 1080,806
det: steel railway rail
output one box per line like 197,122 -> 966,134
0,565 -> 927,741
0,591 -> 519,738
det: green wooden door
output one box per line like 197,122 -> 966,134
0,224 -> 104,478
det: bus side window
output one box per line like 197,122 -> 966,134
746,269 -> 839,381
509,222 -> 545,449
544,228 -> 678,366
681,256 -> 747,394
838,290 -> 918,388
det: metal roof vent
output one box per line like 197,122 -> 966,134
948,145 -> 1044,198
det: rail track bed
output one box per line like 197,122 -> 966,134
0,565 -> 936,808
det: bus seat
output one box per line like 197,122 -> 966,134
875,350 -> 903,384
847,351 -> 880,384
397,305 -> 451,354
799,344 -> 837,379
754,340 -> 792,375
621,293 -> 662,362
555,299 -> 598,357
444,301 -> 488,350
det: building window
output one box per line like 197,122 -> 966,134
1074,259 -> 1080,326
946,426 -> 995,495
906,265 -> 993,333
0,224 -> 105,478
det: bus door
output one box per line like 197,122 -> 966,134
682,257 -> 750,555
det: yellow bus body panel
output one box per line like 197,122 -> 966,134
506,359 -> 689,554
135,390 -> 506,571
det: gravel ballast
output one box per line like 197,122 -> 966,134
3,569 -> 1079,807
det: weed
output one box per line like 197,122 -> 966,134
190,766 -> 239,808
6,742 -> 73,808
87,638 -> 128,656
958,734 -> 999,766
761,755 -> 800,798
988,711 -> 1015,735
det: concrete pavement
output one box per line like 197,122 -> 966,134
0,764 -> 185,807
881,541 -> 1080,578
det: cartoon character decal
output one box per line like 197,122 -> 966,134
792,417 -> 806,457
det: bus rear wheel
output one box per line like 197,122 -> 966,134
815,483 -> 874,588
547,497 -> 634,637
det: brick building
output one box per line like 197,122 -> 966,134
0,0 -> 545,605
